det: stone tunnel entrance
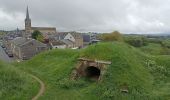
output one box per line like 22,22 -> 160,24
71,58 -> 111,81
85,66 -> 101,80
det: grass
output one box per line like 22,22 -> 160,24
0,61 -> 39,100
0,41 -> 169,99
139,43 -> 164,55
12,42 -> 170,100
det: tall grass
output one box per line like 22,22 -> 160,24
0,61 -> 39,100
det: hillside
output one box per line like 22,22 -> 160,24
0,61 -> 39,100
14,42 -> 170,100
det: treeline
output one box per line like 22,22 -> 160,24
98,31 -> 170,55
98,31 -> 148,47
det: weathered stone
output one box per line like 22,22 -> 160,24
71,58 -> 111,81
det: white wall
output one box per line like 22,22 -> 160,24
64,33 -> 75,42
52,45 -> 66,49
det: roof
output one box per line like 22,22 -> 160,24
83,35 -> 91,42
31,27 -> 56,31
11,37 -> 46,47
56,32 -> 68,39
11,37 -> 32,46
50,40 -> 65,46
61,39 -> 74,45
56,32 -> 83,40
33,40 -> 47,47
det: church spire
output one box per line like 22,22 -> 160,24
25,5 -> 31,35
26,6 -> 30,20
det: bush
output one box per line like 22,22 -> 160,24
99,31 -> 123,42
124,36 -> 148,47
32,30 -> 44,42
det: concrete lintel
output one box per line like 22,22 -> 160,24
78,58 -> 111,65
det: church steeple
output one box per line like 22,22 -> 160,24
26,6 -> 30,20
25,6 -> 31,34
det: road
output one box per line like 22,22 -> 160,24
0,46 -> 12,62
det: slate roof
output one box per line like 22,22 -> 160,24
11,37 -> 31,46
83,35 -> 91,42
56,32 -> 83,40
50,40 -> 65,46
11,37 -> 46,47
61,39 -> 74,45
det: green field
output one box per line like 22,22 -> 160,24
9,42 -> 170,100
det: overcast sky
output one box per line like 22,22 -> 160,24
0,0 -> 170,33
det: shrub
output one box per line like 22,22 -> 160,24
124,36 -> 148,47
99,31 -> 123,42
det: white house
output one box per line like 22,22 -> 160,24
64,33 -> 75,42
50,41 -> 67,49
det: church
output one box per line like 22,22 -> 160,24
25,6 -> 56,37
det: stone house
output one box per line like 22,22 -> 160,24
49,37 -> 74,49
50,40 -> 67,49
61,39 -> 74,48
56,32 -> 84,48
83,34 -> 91,46
10,37 -> 47,60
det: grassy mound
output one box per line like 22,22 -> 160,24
0,61 -> 39,100
14,42 -> 170,100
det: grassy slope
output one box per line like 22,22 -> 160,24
14,42 -> 170,100
139,43 -> 164,55
151,55 -> 170,99
0,61 -> 39,100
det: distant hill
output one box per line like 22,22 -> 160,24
14,42 -> 170,100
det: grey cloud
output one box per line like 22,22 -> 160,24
0,0 -> 170,33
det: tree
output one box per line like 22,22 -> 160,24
100,31 -> 123,42
32,30 -> 41,39
37,34 -> 44,42
32,30 -> 44,42
124,36 -> 148,47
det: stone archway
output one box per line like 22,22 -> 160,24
85,66 -> 101,80
71,58 -> 111,81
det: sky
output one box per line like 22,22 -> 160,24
0,0 -> 170,33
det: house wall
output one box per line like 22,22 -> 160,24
75,38 -> 83,48
64,33 -> 75,42
67,44 -> 74,48
11,40 -> 47,60
52,45 -> 66,49
20,42 -> 37,59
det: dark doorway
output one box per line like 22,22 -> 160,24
85,66 -> 101,80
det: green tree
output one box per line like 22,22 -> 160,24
37,34 -> 44,42
32,30 -> 44,42
100,31 -> 123,42
124,36 -> 148,47
32,30 -> 41,39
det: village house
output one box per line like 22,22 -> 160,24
49,37 -> 74,49
10,37 -> 47,60
55,32 -> 84,48
82,32 -> 100,46
83,34 -> 91,46
49,39 -> 67,49
61,39 -> 74,48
